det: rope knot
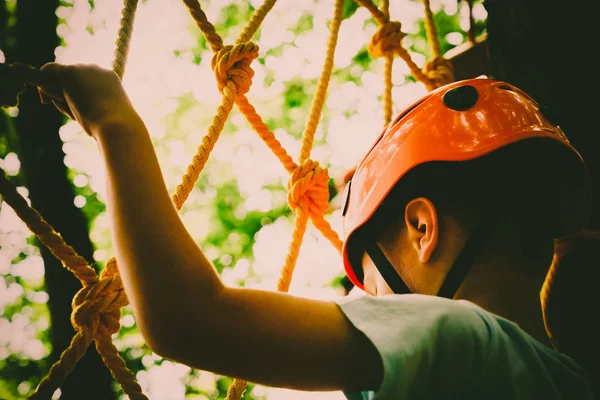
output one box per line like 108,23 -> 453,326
211,42 -> 259,96
71,265 -> 128,339
423,56 -> 454,88
287,160 -> 330,216
368,21 -> 406,58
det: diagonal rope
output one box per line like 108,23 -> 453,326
184,0 -> 344,398
355,0 -> 454,92
26,0 -> 148,396
1,0 -> 465,398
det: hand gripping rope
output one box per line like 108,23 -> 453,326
0,0 -> 486,398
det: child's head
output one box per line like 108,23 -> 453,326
340,78 -> 591,297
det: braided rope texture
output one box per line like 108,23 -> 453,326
0,1 -> 467,399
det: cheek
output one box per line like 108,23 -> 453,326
363,260 -> 394,296
362,249 -> 397,296
362,266 -> 379,296
375,274 -> 394,296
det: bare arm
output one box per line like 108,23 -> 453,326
42,63 -> 383,392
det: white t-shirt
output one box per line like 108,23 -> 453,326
335,294 -> 594,399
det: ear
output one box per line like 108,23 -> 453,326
404,197 -> 439,263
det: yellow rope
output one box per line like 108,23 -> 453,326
184,0 -> 344,397
0,0 -> 465,398
28,0 -> 148,396
383,51 -> 394,125
356,0 -> 454,92
423,0 -> 441,58
236,0 -> 278,45
421,0 -> 455,87
381,0 -> 393,125
112,0 -> 139,79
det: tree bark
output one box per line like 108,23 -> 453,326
14,1 -> 115,398
484,0 -> 600,230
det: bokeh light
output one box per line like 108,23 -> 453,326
0,0 -> 485,398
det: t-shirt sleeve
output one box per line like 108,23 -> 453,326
335,294 -> 492,399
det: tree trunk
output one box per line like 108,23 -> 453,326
484,0 -> 600,230
14,1 -> 115,398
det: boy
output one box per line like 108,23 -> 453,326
38,63 -> 594,399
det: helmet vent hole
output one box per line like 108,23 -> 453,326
442,85 -> 479,111
498,84 -> 514,91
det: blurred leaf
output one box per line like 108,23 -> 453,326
352,47 -> 371,69
343,0 -> 360,20
290,14 -> 313,35
284,82 -> 309,109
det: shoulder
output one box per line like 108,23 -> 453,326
336,294 -> 494,397
334,293 -> 495,364
336,293 -> 491,336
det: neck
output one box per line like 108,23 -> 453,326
455,221 -> 555,349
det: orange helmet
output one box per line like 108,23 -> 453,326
340,78 -> 591,291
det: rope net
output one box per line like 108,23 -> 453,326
0,0 -> 471,398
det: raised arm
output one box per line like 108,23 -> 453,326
39,63 -> 382,392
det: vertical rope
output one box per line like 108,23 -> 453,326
381,0 -> 394,125
422,0 -> 442,58
298,0 -> 344,164
383,52 -> 394,125
224,0 -> 345,397
1,0 -> 348,398
112,0 -> 139,79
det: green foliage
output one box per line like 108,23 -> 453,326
352,48 -> 371,69
0,0 -> 480,398
284,81 -> 310,109
217,3 -> 254,38
191,28 -> 208,65
413,7 -> 463,56
342,0 -> 360,20
290,14 -> 313,35
205,180 -> 290,274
